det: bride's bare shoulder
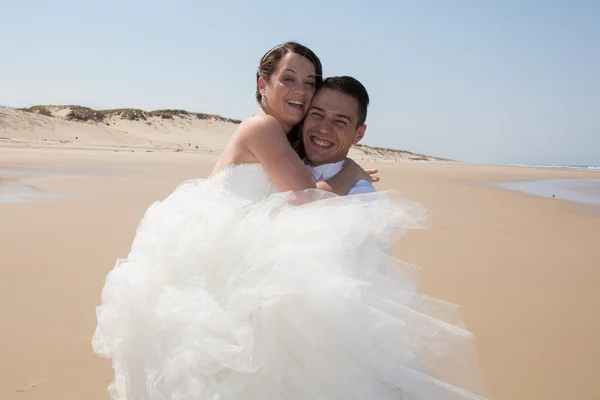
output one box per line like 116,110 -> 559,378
236,115 -> 285,140
213,115 -> 286,173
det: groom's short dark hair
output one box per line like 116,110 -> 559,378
321,76 -> 369,126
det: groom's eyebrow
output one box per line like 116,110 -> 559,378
310,106 -> 352,123
335,114 -> 352,123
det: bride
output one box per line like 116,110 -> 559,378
92,42 -> 489,400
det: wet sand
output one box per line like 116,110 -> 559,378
1,147 -> 599,400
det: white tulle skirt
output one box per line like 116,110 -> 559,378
92,172 -> 489,400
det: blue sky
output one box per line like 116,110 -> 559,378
1,0 -> 598,165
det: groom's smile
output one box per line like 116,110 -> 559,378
302,87 -> 366,166
309,135 -> 334,149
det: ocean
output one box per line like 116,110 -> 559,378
509,164 -> 600,172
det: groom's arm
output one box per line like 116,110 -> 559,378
347,179 -> 376,195
312,160 -> 378,195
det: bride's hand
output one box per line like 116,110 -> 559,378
364,168 -> 380,183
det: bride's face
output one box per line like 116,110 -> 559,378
258,52 -> 317,131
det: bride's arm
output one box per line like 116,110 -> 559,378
240,116 -> 363,195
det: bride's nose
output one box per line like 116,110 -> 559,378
292,82 -> 306,97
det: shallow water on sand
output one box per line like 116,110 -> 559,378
0,179 -> 66,203
0,166 -> 155,203
487,178 -> 600,207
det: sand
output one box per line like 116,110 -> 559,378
1,109 -> 600,399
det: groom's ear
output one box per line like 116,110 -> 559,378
353,124 -> 367,144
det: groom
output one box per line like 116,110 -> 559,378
302,76 -> 376,195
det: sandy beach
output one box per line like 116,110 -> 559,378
1,109 -> 600,400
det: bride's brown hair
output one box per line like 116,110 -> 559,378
256,42 -> 323,158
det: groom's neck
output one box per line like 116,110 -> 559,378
306,157 -> 346,167
305,158 -> 333,167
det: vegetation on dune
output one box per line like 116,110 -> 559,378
209,115 -> 242,124
64,106 -> 106,122
18,105 -> 242,124
19,105 -> 106,122
101,108 -> 147,121
19,105 -> 53,117
147,109 -> 191,120
195,112 -> 215,121
146,110 -> 242,124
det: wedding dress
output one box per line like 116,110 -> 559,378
92,162 -> 489,400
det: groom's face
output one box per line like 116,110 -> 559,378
302,88 -> 366,166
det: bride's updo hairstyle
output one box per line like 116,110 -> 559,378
255,42 -> 323,104
255,42 -> 323,158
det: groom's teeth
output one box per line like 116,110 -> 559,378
311,137 -> 333,148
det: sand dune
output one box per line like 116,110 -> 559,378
0,106 -> 239,153
0,106 -> 451,162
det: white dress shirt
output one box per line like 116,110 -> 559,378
304,159 -> 376,195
